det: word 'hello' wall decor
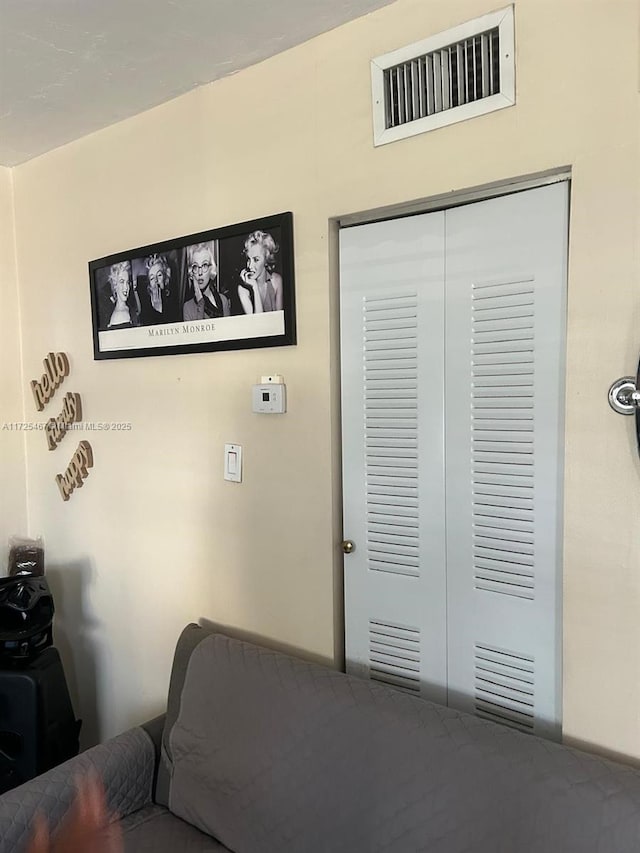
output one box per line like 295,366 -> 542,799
30,352 -> 93,501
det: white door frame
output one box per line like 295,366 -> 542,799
337,166 -> 572,230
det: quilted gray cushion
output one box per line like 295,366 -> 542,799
121,804 -> 231,852
168,633 -> 640,853
157,622 -> 210,807
0,726 -> 154,853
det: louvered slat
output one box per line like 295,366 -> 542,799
474,643 -> 535,731
370,620 -> 421,693
364,293 -> 420,578
383,26 -> 501,129
472,277 -> 535,600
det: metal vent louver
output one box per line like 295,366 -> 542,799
369,619 -> 421,693
474,643 -> 535,732
363,293 -> 420,579
471,275 -> 535,600
372,6 -> 515,146
384,28 -> 500,129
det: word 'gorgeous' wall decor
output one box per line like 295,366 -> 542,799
30,352 -> 93,501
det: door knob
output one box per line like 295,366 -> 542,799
608,352 -> 640,460
608,376 -> 640,415
341,540 -> 356,554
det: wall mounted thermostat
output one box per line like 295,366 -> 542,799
252,375 -> 287,414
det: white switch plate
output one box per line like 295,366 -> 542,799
224,444 -> 242,482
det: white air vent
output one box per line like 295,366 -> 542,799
369,619 -> 421,693
372,6 -> 515,146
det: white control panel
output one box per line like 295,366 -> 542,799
252,375 -> 286,413
224,444 -> 242,482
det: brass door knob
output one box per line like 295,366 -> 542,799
341,540 -> 355,554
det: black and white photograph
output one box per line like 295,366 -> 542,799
89,212 -> 295,360
182,240 -> 227,321
218,227 -> 284,317
131,249 -> 181,326
95,260 -> 138,331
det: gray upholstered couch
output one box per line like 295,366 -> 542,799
2,622 -> 640,852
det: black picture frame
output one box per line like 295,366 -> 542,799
89,212 -> 296,360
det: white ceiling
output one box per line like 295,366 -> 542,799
0,0 -> 395,167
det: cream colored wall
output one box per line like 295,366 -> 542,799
9,0 -> 640,755
0,167 -> 28,568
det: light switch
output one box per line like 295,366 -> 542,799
224,444 -> 242,482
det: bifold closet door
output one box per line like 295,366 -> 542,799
444,183 -> 568,739
340,213 -> 448,704
340,183 -> 567,736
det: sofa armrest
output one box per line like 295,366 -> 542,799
0,726 -> 155,853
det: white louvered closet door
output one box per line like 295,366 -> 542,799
340,213 -> 448,705
340,182 -> 568,735
445,184 -> 568,738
